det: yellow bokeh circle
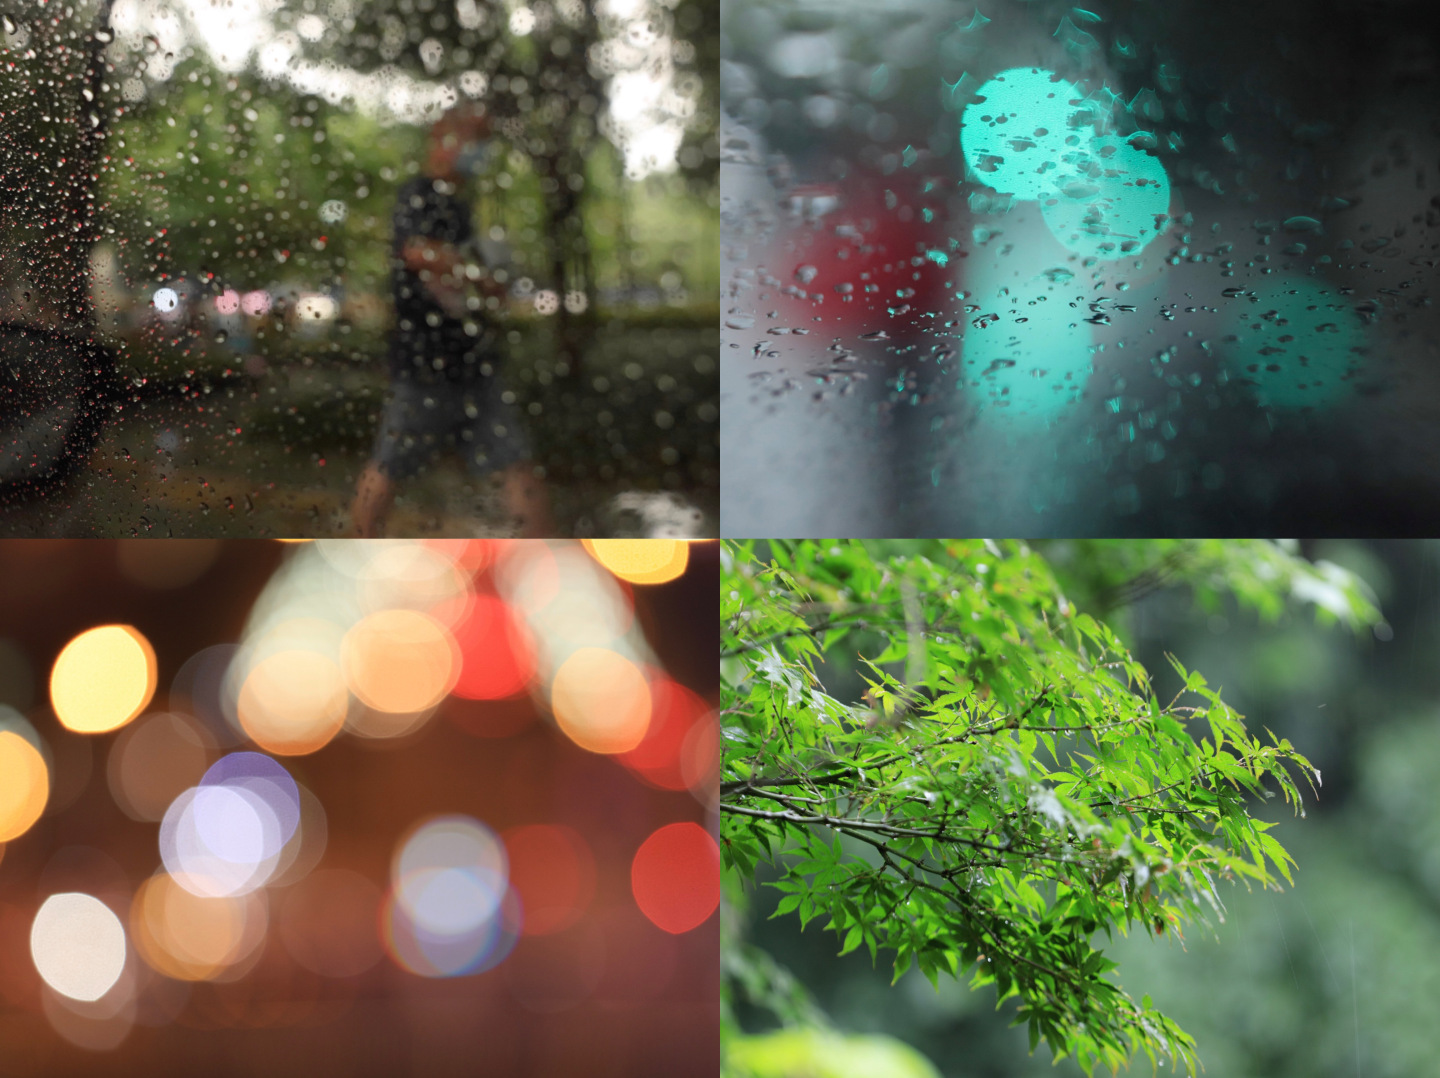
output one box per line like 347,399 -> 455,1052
237,649 -> 349,755
50,626 -> 158,734
341,610 -> 459,716
582,539 -> 689,585
550,648 -> 652,754
0,730 -> 49,842
130,873 -> 265,982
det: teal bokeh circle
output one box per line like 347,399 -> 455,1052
963,283 -> 1091,424
960,68 -> 1089,200
1038,135 -> 1171,260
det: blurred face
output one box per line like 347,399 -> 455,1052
429,114 -> 492,180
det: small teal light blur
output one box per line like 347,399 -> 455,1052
1218,276 -> 1365,410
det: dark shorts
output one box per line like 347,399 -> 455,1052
372,375 -> 530,481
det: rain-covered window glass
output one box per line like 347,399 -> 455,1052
1,0 -> 718,537
721,0 -> 1440,535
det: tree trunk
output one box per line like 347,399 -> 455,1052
0,0 -> 112,331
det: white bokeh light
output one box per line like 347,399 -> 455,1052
508,7 -> 535,35
30,893 -> 128,1003
159,753 -> 303,897
106,0 -> 692,174
161,786 -> 279,896
387,815 -> 519,977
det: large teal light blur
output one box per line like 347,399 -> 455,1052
961,70 -> 1172,259
960,68 -> 1089,200
1038,134 -> 1171,260
1218,276 -> 1365,410
962,275 -> 1092,424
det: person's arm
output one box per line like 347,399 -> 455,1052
402,237 -> 506,317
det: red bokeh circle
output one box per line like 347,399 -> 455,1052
630,822 -> 720,935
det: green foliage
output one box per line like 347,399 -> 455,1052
101,59 -> 716,308
720,540 -> 1381,1076
1036,540 -> 1382,631
726,1028 -> 943,1078
723,853 -> 831,1038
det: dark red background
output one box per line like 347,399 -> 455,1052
0,540 -> 718,1077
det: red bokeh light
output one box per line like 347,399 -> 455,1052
760,178 -> 952,337
450,594 -> 536,701
421,539 -> 510,576
503,824 -> 597,937
630,822 -> 719,935
618,675 -> 711,791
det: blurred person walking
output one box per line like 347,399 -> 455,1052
350,103 -> 553,537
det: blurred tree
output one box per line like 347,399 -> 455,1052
673,0 -> 718,186
4,0 -> 716,335
720,539 -> 1382,1077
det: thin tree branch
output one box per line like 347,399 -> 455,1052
721,617 -> 865,658
720,799 -> 1091,869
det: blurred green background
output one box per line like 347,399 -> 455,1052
729,539 -> 1436,1078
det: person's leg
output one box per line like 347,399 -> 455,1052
457,373 -> 555,536
350,460 -> 397,537
351,381 -> 433,536
501,462 -> 554,538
